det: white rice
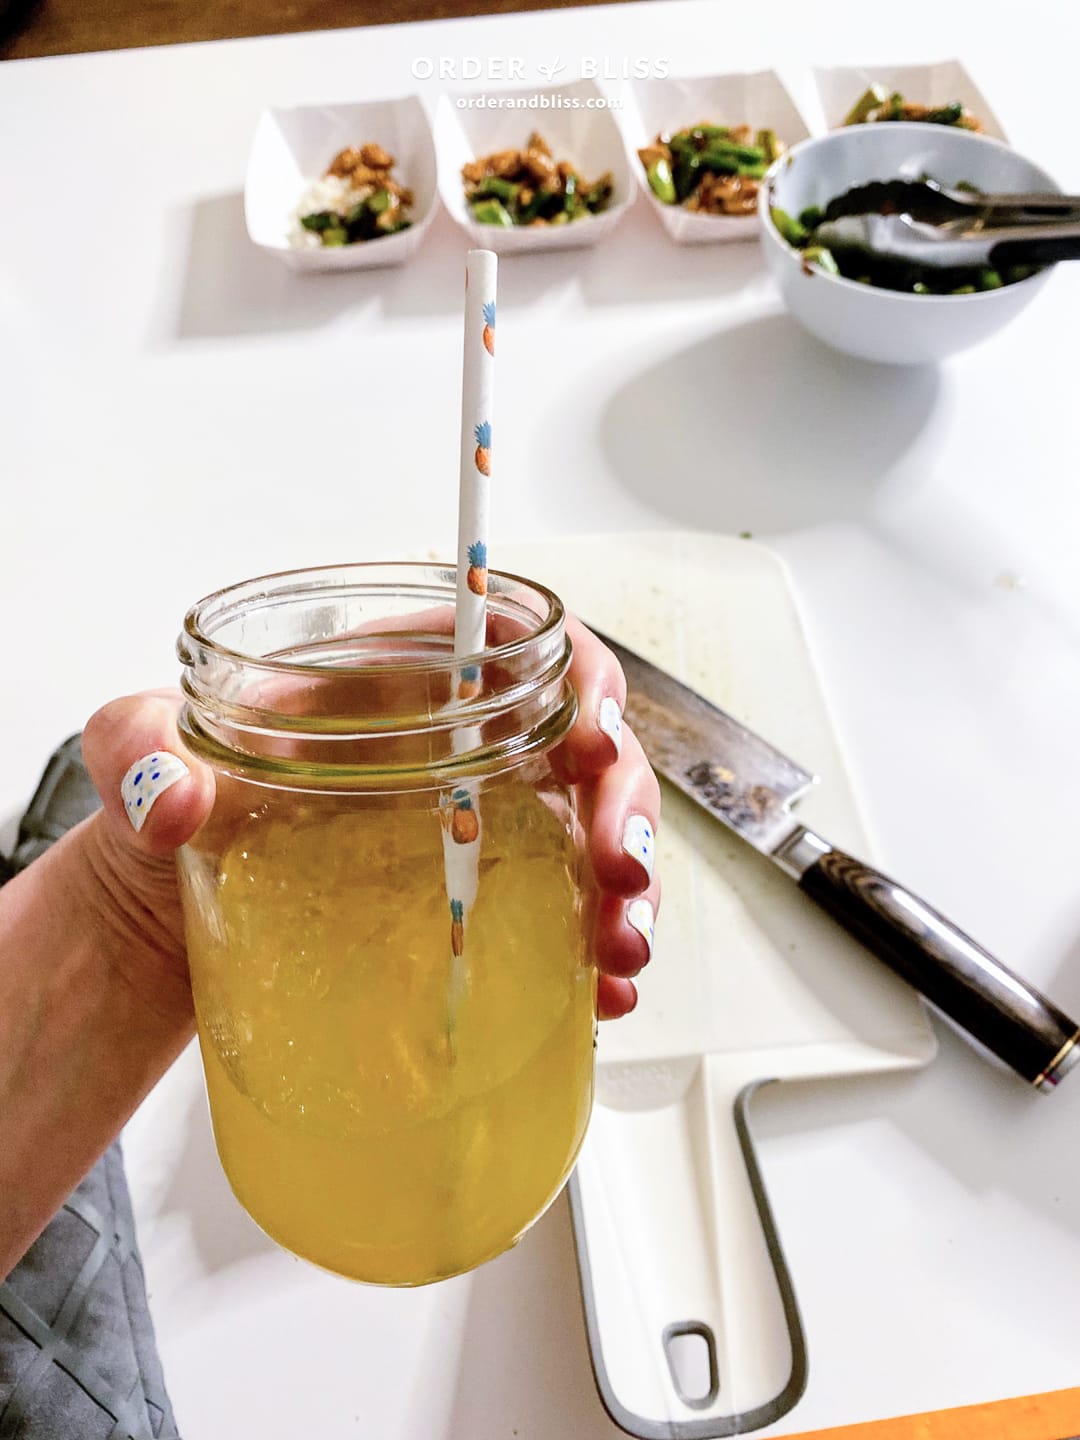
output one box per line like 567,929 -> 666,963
287,173 -> 364,250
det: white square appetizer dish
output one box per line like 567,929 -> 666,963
244,95 -> 438,272
622,69 -> 812,245
812,61 -> 1006,143
435,79 -> 633,255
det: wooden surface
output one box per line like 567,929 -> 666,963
0,0 -> 634,60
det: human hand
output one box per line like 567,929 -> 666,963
79,619 -> 659,1023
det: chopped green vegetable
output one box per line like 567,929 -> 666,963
923,102 -> 964,127
646,157 -> 676,204
474,176 -> 520,203
951,284 -> 976,294
583,177 -> 614,212
842,82 -> 889,126
300,211 -> 340,232
803,245 -> 840,276
699,141 -> 765,169
470,197 -> 514,227
367,187 -> 393,214
321,227 -> 348,246
756,129 -> 782,165
978,269 -> 1004,290
798,205 -> 825,230
770,207 -> 809,246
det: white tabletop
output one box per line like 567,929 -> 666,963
3,3 -> 1080,1435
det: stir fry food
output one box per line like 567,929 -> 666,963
843,85 -> 984,132
292,143 -> 413,248
638,123 -> 785,216
770,183 -> 1039,295
462,132 -> 614,227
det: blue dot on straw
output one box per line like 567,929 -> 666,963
136,797 -> 143,807
133,772 -> 143,785
152,771 -> 160,780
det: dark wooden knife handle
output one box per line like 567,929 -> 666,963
798,846 -> 1079,1089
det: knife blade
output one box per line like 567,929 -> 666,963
600,630 -> 1080,1093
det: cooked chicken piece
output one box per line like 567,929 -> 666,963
526,131 -> 552,157
489,149 -> 524,178
360,142 -> 394,169
326,147 -> 366,178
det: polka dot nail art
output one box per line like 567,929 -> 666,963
622,814 -> 655,882
626,898 -> 655,957
120,752 -> 189,833
598,696 -> 623,758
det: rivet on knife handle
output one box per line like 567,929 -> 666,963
774,827 -> 1080,1091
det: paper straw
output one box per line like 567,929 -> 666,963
442,249 -> 497,1015
455,248 -> 496,670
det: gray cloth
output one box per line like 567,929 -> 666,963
0,737 -> 181,1439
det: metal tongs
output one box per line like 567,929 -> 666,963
815,179 -> 1080,270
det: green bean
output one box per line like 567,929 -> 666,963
646,157 -> 676,204
474,176 -> 520,203
740,162 -> 768,180
699,141 -> 765,168
923,103 -> 964,127
300,211 -> 339,232
756,129 -> 782,164
803,246 -> 839,276
321,227 -> 348,246
798,205 -> 824,230
978,269 -> 1003,290
770,207 -> 809,247
842,83 -> 888,126
951,284 -> 976,294
470,197 -> 514,227
584,177 -> 614,212
367,187 -> 393,214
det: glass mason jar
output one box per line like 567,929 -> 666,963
174,563 -> 595,1286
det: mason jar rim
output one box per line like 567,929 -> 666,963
178,560 -> 565,676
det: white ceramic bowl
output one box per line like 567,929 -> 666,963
245,96 -> 438,272
759,124 -> 1057,365
622,69 -> 812,246
435,79 -> 633,255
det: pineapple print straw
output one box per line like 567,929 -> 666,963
443,249 -> 497,1026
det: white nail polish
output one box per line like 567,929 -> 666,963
120,752 -> 189,833
598,696 -> 623,757
626,898 -> 655,956
622,814 -> 655,881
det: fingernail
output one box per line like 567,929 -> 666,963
121,752 -> 189,833
626,898 -> 655,957
598,696 -> 623,758
621,814 -> 655,881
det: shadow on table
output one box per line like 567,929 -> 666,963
157,1088 -> 277,1274
443,1197 -> 623,1440
581,193 -> 766,307
752,1010 -> 1080,1250
169,190 -> 764,340
600,312 -> 941,534
171,192 -> 469,340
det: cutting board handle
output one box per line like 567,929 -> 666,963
569,1060 -> 808,1435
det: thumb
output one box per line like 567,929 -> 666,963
81,690 -> 215,859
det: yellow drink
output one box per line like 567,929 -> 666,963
180,773 -> 595,1285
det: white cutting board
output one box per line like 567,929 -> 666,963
499,533 -> 936,1439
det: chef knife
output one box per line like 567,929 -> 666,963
599,630 -> 1080,1092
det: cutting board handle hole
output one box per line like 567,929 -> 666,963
662,1322 -> 719,1409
